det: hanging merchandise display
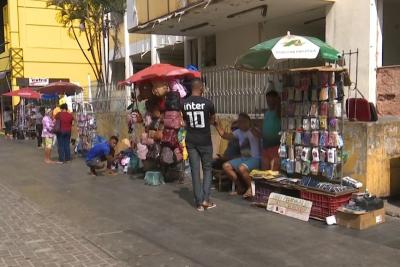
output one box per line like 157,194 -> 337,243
74,102 -> 97,155
279,70 -> 345,182
121,64 -> 198,182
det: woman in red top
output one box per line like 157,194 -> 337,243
56,103 -> 74,162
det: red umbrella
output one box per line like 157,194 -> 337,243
37,81 -> 83,96
2,88 -> 42,99
120,64 -> 201,85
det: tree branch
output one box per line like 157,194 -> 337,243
70,25 -> 101,82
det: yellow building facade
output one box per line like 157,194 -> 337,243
0,0 -> 96,97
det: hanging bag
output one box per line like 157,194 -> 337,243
346,88 -> 377,122
163,111 -> 182,129
52,117 -> 61,134
165,91 -> 181,111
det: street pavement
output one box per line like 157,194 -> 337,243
1,138 -> 400,267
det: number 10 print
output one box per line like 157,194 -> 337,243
187,111 -> 205,128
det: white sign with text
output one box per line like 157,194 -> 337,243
29,78 -> 49,87
267,193 -> 312,221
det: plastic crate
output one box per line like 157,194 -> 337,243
254,180 -> 300,204
300,190 -> 352,219
254,180 -> 275,203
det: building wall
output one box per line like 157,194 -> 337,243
343,118 -> 400,197
216,23 -> 259,66
383,0 -> 400,66
376,66 -> 400,116
326,0 -> 379,103
215,7 -> 326,67
0,0 -> 96,91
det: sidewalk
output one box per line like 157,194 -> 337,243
0,183 -> 125,267
1,138 -> 400,267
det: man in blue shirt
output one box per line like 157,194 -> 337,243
86,136 -> 119,176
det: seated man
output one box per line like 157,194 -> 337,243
86,136 -> 119,176
212,120 -> 241,169
215,113 -> 261,198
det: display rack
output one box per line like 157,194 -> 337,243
279,67 -> 346,186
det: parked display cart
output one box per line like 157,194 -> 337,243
236,33 -> 362,220
120,64 -> 200,183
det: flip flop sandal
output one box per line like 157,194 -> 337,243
196,206 -> 205,212
242,192 -> 252,199
203,202 -> 216,210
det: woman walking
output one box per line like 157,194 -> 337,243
42,108 -> 55,163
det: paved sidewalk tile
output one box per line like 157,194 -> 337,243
0,184 -> 126,267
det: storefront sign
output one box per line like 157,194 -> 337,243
29,78 -> 49,87
267,193 -> 312,221
272,36 -> 320,59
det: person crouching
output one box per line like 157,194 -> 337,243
86,136 -> 119,176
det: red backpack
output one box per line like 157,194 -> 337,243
163,111 -> 181,129
161,128 -> 179,148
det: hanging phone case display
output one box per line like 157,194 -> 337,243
279,70 -> 345,182
74,102 -> 97,154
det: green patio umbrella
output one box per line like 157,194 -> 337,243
235,32 -> 341,70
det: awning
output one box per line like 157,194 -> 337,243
129,0 -> 335,36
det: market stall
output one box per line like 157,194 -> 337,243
38,82 -> 91,154
119,64 -> 200,183
235,33 -> 381,223
2,88 -> 42,139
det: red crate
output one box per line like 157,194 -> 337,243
300,190 -> 352,219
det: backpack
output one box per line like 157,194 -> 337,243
169,80 -> 187,98
161,128 -> 179,148
160,146 -> 183,165
174,147 -> 183,162
138,82 -> 154,101
163,111 -> 181,129
165,91 -> 181,111
128,153 -> 141,174
152,80 -> 169,97
160,146 -> 175,165
137,143 -> 148,160
147,143 -> 161,160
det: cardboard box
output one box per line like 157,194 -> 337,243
336,208 -> 385,230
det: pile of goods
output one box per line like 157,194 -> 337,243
299,177 -> 355,193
